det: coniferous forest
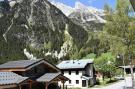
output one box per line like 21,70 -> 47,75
0,0 -> 135,69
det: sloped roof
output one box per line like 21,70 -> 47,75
0,59 -> 60,72
0,59 -> 42,69
0,72 -> 28,85
37,73 -> 61,82
81,76 -> 93,80
37,72 -> 69,82
57,59 -> 93,69
119,65 -> 135,69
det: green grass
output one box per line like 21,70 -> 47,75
93,77 -> 118,88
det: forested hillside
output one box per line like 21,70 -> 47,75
0,0 -> 135,65
0,0 -> 88,64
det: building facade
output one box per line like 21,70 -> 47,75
57,59 -> 96,88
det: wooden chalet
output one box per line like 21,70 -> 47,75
0,59 -> 69,89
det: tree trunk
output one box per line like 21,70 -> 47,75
102,74 -> 104,81
130,59 -> 135,88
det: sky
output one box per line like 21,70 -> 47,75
0,0 -> 117,9
53,0 -> 117,9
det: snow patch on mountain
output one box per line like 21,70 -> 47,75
73,1 -> 106,23
50,1 -> 106,23
75,1 -> 105,16
50,1 -> 74,16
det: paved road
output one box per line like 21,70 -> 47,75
92,77 -> 132,89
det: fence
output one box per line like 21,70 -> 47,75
122,86 -> 133,89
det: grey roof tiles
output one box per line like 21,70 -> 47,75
37,73 -> 61,82
57,59 -> 93,69
0,59 -> 42,69
0,72 -> 28,85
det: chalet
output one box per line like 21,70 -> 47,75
57,59 -> 96,88
0,59 -> 69,89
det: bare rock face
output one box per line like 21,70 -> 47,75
51,1 -> 105,32
0,0 -> 88,63
68,2 -> 106,32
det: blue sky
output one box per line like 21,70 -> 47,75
53,0 -> 116,9
0,0 -> 117,9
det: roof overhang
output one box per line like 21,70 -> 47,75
81,76 -> 93,80
0,85 -> 17,89
119,65 -> 135,69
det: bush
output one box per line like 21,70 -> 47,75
96,78 -> 100,85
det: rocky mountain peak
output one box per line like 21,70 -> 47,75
75,1 -> 88,11
50,1 -> 106,23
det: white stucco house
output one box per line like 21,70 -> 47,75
57,59 -> 96,88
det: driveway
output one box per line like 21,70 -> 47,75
91,77 -> 132,89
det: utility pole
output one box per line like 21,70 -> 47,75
130,58 -> 135,89
128,53 -> 135,89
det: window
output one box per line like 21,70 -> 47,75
76,80 -> 79,84
76,71 -> 79,75
69,80 -> 71,84
69,71 -> 71,75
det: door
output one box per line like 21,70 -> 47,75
82,80 -> 86,87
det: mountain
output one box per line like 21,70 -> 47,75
50,1 -> 108,58
50,1 -> 106,32
69,2 -> 106,32
0,0 -> 88,63
72,1 -> 106,23
50,1 -> 74,16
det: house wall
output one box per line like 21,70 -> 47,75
83,64 -> 93,77
63,70 -> 83,88
86,64 -> 95,85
